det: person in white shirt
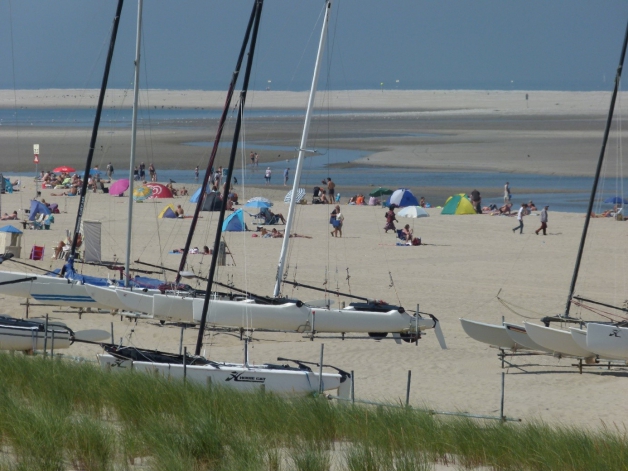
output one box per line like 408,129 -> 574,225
512,203 -> 528,234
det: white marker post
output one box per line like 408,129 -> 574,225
33,144 -> 40,178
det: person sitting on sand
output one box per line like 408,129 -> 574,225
355,194 -> 365,205
166,182 -> 178,197
402,224 -> 413,242
202,246 -> 211,255
348,195 -> 357,204
176,205 -> 184,217
419,197 -> 426,208
498,203 -> 513,215
528,200 -> 537,211
319,189 -> 328,204
179,186 -> 189,196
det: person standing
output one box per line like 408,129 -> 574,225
384,205 -> 398,233
254,153 -> 259,167
250,152 -> 255,166
194,166 -> 199,180
149,163 -> 156,182
139,162 -> 146,181
471,189 -> 481,214
535,205 -> 549,235
512,203 -> 527,234
265,167 -> 272,185
106,162 -> 114,178
283,168 -> 289,186
326,177 -> 335,204
504,182 -> 511,203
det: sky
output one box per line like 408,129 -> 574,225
0,0 -> 626,92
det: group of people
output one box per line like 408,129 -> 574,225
383,205 -> 418,245
512,203 -> 549,235
0,211 -> 18,220
132,162 -> 157,182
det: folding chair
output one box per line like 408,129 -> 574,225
30,245 -> 45,261
29,213 -> 46,230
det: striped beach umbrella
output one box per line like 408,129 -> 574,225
133,186 -> 153,202
284,188 -> 306,203
247,196 -> 273,207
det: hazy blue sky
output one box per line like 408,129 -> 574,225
0,1 -> 626,91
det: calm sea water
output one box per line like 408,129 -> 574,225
1,108 -> 621,213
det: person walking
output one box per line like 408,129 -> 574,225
265,167 -> 272,185
384,205 -> 398,233
330,205 -> 344,237
283,167 -> 289,186
512,203 -> 527,234
504,182 -> 511,203
535,205 -> 549,235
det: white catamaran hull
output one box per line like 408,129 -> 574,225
524,322 -> 596,359
98,354 -> 349,396
586,323 -> 628,361
0,271 -> 107,309
503,322 -> 552,352
459,318 -> 522,350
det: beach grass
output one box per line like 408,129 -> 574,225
0,353 -> 626,470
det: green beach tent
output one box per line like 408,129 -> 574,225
441,194 -> 476,215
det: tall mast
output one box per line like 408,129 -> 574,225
125,0 -> 143,287
195,0 -> 264,356
175,2 -> 259,284
70,0 -> 124,258
564,19 -> 628,316
273,0 -> 331,298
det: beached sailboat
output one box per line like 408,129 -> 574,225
461,20 -> 628,361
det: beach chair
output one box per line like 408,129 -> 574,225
29,213 -> 46,230
29,245 -> 45,261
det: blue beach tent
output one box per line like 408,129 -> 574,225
28,200 -> 51,221
190,185 -> 212,203
222,209 -> 247,232
385,189 -> 419,208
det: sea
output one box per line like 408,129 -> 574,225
0,107 -> 618,213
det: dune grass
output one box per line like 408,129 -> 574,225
0,353 -> 625,470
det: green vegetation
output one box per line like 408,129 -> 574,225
0,353 -> 625,470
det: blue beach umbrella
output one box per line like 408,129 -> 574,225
604,196 -> 628,204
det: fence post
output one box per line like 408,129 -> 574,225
183,347 -> 187,383
351,370 -> 355,404
318,344 -> 324,394
179,326 -> 185,355
405,370 -> 412,407
500,372 -> 505,421
43,314 -> 49,357
110,322 -> 114,344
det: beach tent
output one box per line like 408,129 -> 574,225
28,200 -> 51,221
146,183 -> 173,199
441,194 -> 476,215
190,185 -> 212,203
158,204 -> 178,219
201,192 -> 222,211
3,178 -> 13,193
222,209 -> 246,232
284,188 -> 306,203
386,189 -> 419,208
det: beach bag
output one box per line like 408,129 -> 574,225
412,237 -> 421,246
332,219 -> 341,228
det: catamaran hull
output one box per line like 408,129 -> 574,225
97,353 -> 348,395
459,318 -> 521,350
0,271 -> 106,308
0,325 -> 72,351
586,323 -> 628,361
524,322 -> 596,358
503,322 -> 552,352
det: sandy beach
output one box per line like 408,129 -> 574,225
0,89 -> 627,430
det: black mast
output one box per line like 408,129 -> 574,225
175,2 -> 259,284
564,19 -> 628,317
195,0 -> 264,356
70,0 -> 125,258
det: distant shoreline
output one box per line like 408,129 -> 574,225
0,89 -> 617,114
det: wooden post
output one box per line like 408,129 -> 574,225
25,297 -> 29,319
43,314 -> 49,357
51,329 -> 55,357
179,326 -> 185,355
405,370 -> 412,407
351,370 -> 355,404
318,343 -> 324,394
183,347 -> 187,383
110,322 -> 114,344
500,372 -> 505,421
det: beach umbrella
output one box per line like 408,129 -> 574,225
284,188 -> 306,203
133,186 -> 152,202
398,206 -> 430,218
0,225 -> 22,234
604,196 -> 628,204
52,166 -> 75,173
146,183 -> 173,199
247,196 -> 273,207
369,187 -> 393,197
245,200 -> 272,208
386,189 -> 419,208
109,179 -> 130,196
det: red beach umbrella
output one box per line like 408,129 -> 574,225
52,166 -> 76,173
146,183 -> 173,199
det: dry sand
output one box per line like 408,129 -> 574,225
0,89 -> 627,430
0,181 -> 626,430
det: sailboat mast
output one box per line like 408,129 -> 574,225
273,0 -> 331,298
175,2 -> 259,285
125,0 -> 143,287
564,19 -> 628,316
195,0 -> 264,356
70,0 -> 124,257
